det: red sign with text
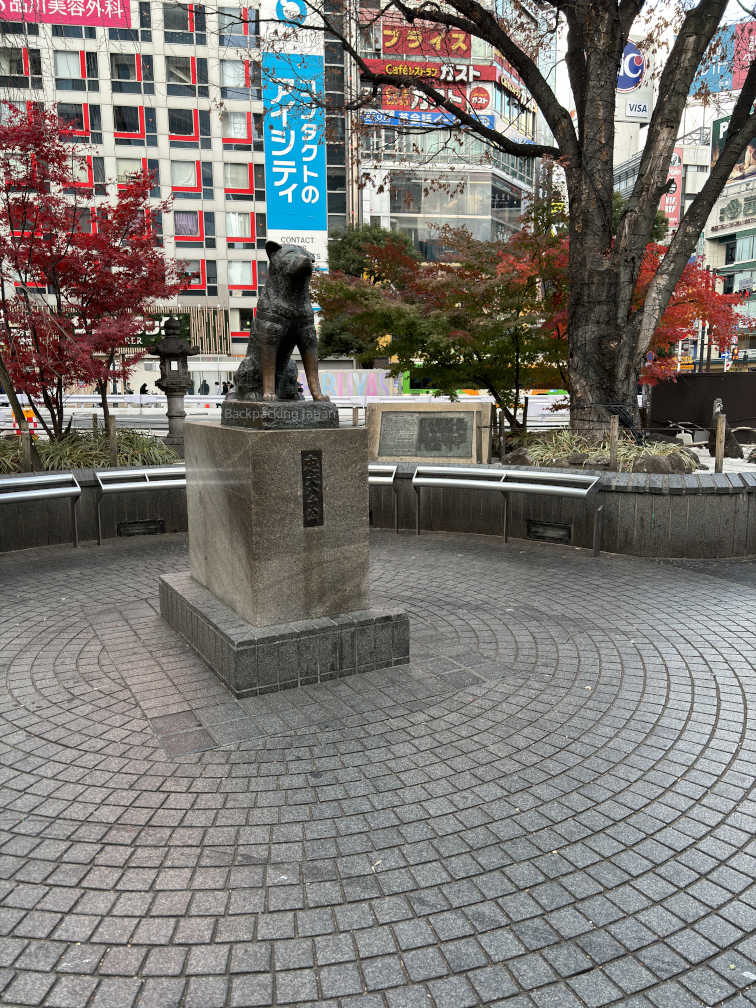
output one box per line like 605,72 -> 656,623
381,22 -> 471,59
382,82 -> 492,112
660,147 -> 683,230
0,0 -> 131,26
364,59 -> 499,83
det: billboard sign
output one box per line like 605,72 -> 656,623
0,0 -> 130,26
660,147 -> 683,230
363,59 -> 499,83
690,21 -> 756,96
616,40 -> 652,123
261,0 -> 328,269
381,23 -> 471,59
362,109 -> 495,129
711,115 -> 756,187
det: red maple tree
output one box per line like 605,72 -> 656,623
498,229 -> 744,392
0,103 -> 184,439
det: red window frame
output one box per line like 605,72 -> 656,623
169,108 -> 200,142
225,211 -> 255,243
180,258 -> 206,290
174,209 -> 205,241
171,159 -> 202,194
59,102 -> 90,137
114,105 -> 146,141
228,260 -> 257,290
222,109 -> 253,145
116,156 -> 149,189
223,162 -> 254,195
71,154 -> 96,189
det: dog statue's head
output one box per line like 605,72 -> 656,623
265,241 -> 314,285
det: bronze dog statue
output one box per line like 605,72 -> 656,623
230,241 -> 329,402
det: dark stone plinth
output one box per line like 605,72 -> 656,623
221,399 -> 339,430
160,571 -> 410,697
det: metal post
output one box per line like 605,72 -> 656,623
70,498 -> 79,548
715,413 -> 725,474
609,414 -> 619,471
96,494 -> 103,546
393,483 -> 399,534
592,505 -> 603,557
502,493 -> 508,542
352,406 -> 359,426
415,486 -> 420,535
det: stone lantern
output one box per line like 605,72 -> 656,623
151,316 -> 199,456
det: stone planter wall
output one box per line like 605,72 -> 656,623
2,463 -> 754,558
0,468 -> 188,553
369,464 -> 756,558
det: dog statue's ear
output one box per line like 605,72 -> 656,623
265,240 -> 282,260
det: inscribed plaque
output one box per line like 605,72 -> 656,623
378,411 -> 474,458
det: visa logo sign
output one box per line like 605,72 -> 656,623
626,100 -> 650,118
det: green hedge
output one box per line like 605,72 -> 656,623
0,429 -> 179,474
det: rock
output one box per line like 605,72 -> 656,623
566,452 -> 588,465
749,447 -> 756,464
632,453 -> 672,474
734,427 -> 756,445
502,447 -> 532,465
549,457 -> 572,468
666,451 -> 692,474
585,455 -> 610,469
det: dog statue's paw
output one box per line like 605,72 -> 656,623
262,392 -> 276,402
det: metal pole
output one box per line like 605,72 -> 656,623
609,415 -> 619,471
592,505 -> 603,557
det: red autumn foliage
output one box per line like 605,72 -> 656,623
498,229 -> 745,389
0,102 -> 184,438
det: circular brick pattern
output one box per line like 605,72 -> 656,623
0,532 -> 753,1008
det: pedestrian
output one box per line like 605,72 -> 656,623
198,379 -> 209,395
222,381 -> 229,395
139,382 -> 148,395
125,383 -> 134,394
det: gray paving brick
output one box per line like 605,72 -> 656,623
0,533 -> 754,1008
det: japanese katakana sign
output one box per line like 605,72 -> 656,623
262,52 -> 328,257
381,23 -> 471,59
0,0 -> 130,26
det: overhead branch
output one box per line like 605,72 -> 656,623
308,4 -> 562,158
426,0 -> 579,160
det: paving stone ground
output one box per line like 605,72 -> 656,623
0,530 -> 753,1008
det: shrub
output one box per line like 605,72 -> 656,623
0,429 -> 179,474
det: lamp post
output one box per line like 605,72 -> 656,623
151,316 -> 199,457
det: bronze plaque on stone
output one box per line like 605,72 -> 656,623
379,411 -> 474,459
301,450 -> 324,527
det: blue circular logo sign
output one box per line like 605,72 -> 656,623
276,0 -> 307,23
617,42 -> 645,92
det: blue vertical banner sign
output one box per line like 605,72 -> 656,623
261,0 -> 329,269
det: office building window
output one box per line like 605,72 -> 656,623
226,211 -> 252,237
175,210 -> 200,236
228,261 -> 254,287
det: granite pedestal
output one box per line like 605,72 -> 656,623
160,419 -> 410,696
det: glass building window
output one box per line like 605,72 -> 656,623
114,106 -> 140,133
55,51 -> 80,78
228,261 -> 253,286
224,163 -> 249,188
222,109 -> 248,138
171,161 -> 197,187
175,210 -> 200,235
220,59 -> 245,87
226,211 -> 252,237
116,158 -> 142,182
111,52 -> 137,80
163,3 -> 189,30
166,55 -> 192,84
